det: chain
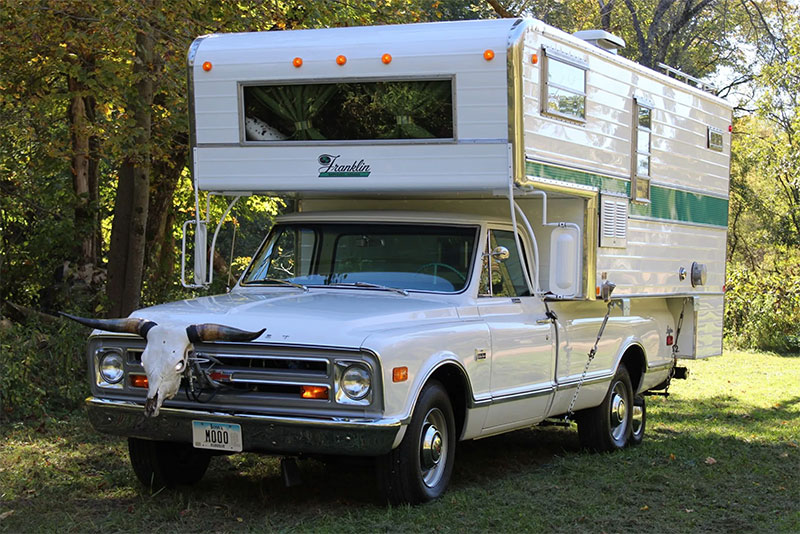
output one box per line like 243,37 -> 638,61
664,298 -> 687,395
566,300 -> 616,421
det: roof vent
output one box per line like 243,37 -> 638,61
573,30 -> 625,54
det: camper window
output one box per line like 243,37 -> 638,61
632,100 -> 652,202
707,127 -> 723,152
542,49 -> 587,122
241,80 -> 453,142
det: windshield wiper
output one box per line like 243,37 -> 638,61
250,278 -> 309,292
325,282 -> 409,296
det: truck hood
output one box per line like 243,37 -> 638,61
131,289 -> 460,348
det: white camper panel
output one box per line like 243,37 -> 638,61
190,19 -> 519,193
189,18 -> 731,354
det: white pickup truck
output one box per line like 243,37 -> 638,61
79,18 -> 730,504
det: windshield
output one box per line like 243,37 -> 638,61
242,223 -> 477,293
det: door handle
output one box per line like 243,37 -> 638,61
536,318 -> 552,325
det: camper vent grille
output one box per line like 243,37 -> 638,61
600,195 -> 628,248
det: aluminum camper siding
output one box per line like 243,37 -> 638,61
189,19 -> 518,193
519,22 -> 730,302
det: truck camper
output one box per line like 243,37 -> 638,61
77,18 -> 730,504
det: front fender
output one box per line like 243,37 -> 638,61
361,319 -> 490,422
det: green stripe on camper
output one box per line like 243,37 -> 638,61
525,161 -> 728,227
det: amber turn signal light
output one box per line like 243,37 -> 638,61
381,53 -> 392,64
483,49 -> 495,61
130,374 -> 148,388
392,367 -> 408,383
336,55 -> 347,65
202,61 -> 212,72
531,53 -> 538,64
301,385 -> 329,399
292,57 -> 303,67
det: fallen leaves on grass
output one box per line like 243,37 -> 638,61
0,510 -> 15,520
640,505 -> 649,511
705,457 -> 717,465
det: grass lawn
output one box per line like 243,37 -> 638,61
1,349 -> 798,533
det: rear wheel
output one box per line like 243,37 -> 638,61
629,394 -> 646,446
128,438 -> 212,490
577,364 -> 633,452
376,380 -> 456,504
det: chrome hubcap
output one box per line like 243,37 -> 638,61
419,408 -> 448,488
609,382 -> 629,442
632,403 -> 643,436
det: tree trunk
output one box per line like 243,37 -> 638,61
598,0 -> 616,32
67,70 -> 97,266
145,134 -> 187,301
105,7 -> 158,317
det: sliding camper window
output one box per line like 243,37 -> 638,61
241,80 -> 453,142
632,97 -> 653,202
541,48 -> 587,122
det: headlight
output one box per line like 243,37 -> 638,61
99,351 -> 124,384
341,364 -> 371,400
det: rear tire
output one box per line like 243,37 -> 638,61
376,380 -> 456,504
128,438 -> 212,490
577,364 -> 633,452
629,394 -> 646,446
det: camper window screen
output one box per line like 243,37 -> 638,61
242,80 -> 453,142
543,52 -> 586,121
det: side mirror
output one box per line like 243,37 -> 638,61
193,221 -> 208,286
490,246 -> 510,261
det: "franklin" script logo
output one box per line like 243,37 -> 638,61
318,154 -> 371,177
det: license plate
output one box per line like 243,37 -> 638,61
192,421 -> 243,452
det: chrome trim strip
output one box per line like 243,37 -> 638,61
612,292 -> 725,298
195,351 -> 329,365
555,374 -> 612,390
492,385 -> 554,405
628,214 -> 728,229
646,363 -> 672,372
85,396 -> 407,428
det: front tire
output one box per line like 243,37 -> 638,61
376,380 -> 456,504
577,364 -> 633,452
128,438 -> 212,490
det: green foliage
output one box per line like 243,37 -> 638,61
0,320 -> 89,421
725,252 -> 800,352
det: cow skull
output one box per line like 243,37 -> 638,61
61,313 -> 265,417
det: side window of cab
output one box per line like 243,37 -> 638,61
479,229 -> 531,297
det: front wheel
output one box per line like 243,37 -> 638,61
577,364 -> 633,452
128,438 -> 212,490
376,380 -> 456,504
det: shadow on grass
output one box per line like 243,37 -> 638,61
2,394 -> 798,534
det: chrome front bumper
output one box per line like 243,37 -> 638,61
86,397 -> 403,456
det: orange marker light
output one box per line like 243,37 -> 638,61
381,53 -> 392,64
336,55 -> 347,65
483,49 -> 495,61
130,374 -> 148,388
531,53 -> 539,64
292,57 -> 303,68
301,385 -> 329,399
392,367 -> 408,383
202,61 -> 212,72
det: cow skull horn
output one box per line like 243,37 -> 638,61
60,312 -> 157,339
186,324 -> 265,343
